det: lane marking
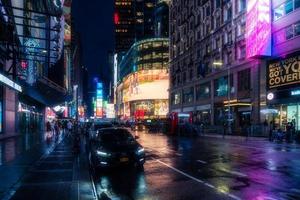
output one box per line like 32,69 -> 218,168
196,160 -> 207,164
156,159 -> 241,200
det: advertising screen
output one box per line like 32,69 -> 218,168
267,55 -> 300,89
122,69 -> 169,102
246,0 -> 271,58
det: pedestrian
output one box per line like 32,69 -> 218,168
263,119 -> 268,136
50,120 -> 55,136
67,120 -> 73,137
286,122 -> 292,143
269,121 -> 274,141
54,121 -> 60,140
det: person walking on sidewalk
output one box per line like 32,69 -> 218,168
67,120 -> 73,137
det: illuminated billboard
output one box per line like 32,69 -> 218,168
106,104 -> 115,119
95,82 -> 103,118
267,55 -> 300,89
122,69 -> 169,102
246,0 -> 271,58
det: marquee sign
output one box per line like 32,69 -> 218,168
246,0 -> 271,58
268,55 -> 300,89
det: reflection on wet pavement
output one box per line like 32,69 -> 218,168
92,131 -> 300,200
0,131 -> 59,166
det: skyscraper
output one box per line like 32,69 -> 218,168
114,0 -> 156,54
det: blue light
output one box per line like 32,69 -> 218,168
97,82 -> 103,89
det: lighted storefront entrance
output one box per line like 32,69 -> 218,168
266,104 -> 300,131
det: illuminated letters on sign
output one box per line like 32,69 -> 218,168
246,0 -> 271,58
268,55 -> 300,89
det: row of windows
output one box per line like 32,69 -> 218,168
274,21 -> 300,45
273,0 -> 300,21
116,29 -> 128,33
171,0 -> 245,30
171,68 -> 251,105
115,2 -> 132,6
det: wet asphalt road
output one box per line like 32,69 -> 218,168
92,131 -> 300,200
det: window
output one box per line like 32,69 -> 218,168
172,92 -> 181,105
196,82 -> 210,100
286,26 -> 294,40
295,22 -> 300,36
285,0 -> 294,14
189,69 -> 194,80
183,87 -> 194,104
238,0 -> 246,12
238,69 -> 250,92
183,72 -> 187,83
206,43 -> 211,54
214,74 -> 234,97
206,6 -> 211,16
215,16 -> 221,29
274,29 -> 286,44
239,45 -> 246,59
224,6 -> 232,22
214,76 -> 228,97
296,0 -> 300,9
215,0 -> 221,8
274,5 -> 284,20
228,31 -> 232,43
216,37 -> 221,49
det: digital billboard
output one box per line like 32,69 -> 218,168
267,55 -> 300,89
122,69 -> 169,103
246,0 -> 271,58
95,82 -> 103,118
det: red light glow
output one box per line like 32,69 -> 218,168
114,12 -> 120,25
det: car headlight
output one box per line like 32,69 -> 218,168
136,147 -> 145,155
96,150 -> 111,157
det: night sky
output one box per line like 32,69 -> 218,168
72,0 -> 114,93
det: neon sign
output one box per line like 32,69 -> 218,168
24,39 -> 39,85
291,90 -> 300,96
246,0 -> 271,58
0,73 -> 22,92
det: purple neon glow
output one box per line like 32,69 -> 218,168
246,0 -> 271,58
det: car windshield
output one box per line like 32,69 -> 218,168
98,129 -> 134,144
94,123 -> 113,130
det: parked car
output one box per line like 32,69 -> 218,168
89,128 -> 145,171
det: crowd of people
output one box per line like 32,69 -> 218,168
45,119 -> 75,141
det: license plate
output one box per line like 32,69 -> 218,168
120,157 -> 129,162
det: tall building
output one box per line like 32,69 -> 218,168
0,0 -> 71,138
169,0 -> 300,136
266,0 -> 300,132
114,0 -> 156,54
114,0 -> 135,53
116,38 -> 169,119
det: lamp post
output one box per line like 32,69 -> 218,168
213,61 -> 231,136
73,85 -> 79,133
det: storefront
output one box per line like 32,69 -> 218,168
18,102 -> 43,133
266,53 -> 300,131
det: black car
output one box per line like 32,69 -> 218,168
89,128 -> 145,171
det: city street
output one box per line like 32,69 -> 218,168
92,131 -> 300,200
1,131 -> 300,200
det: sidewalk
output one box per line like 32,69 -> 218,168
0,133 -> 95,200
0,131 -> 58,199
202,133 -> 268,141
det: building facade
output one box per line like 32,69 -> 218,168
169,0 -> 273,135
116,38 -> 169,120
0,0 -> 71,138
265,0 -> 300,131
